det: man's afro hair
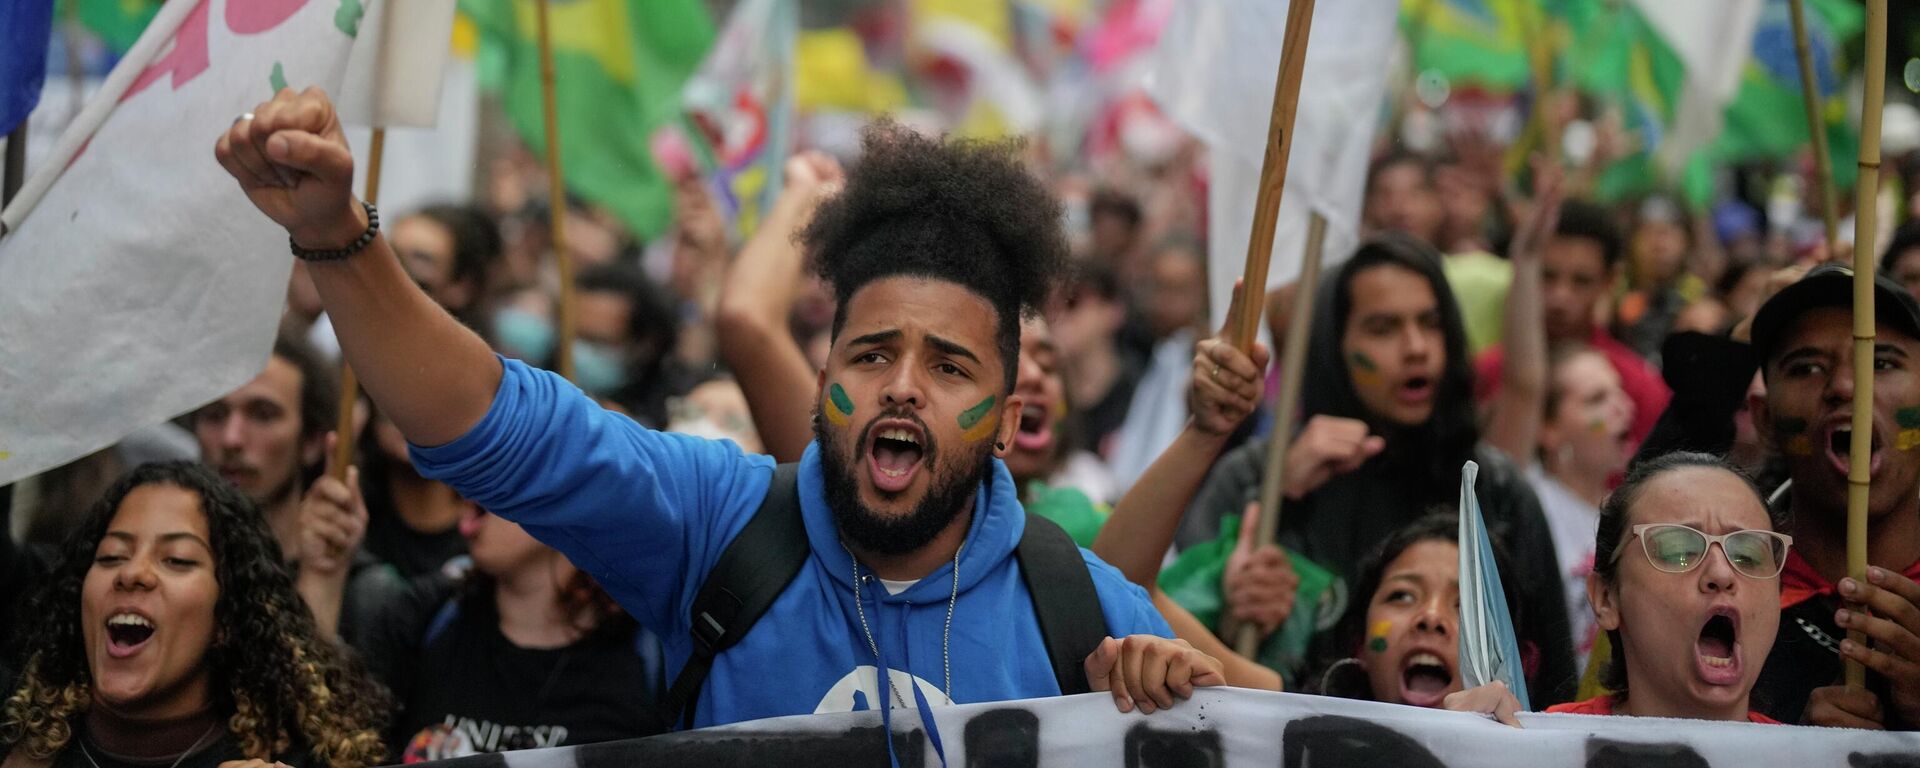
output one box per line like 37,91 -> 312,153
802,121 -> 1068,391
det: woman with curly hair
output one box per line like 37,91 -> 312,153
1,461 -> 388,767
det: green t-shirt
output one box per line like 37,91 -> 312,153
1023,481 -> 1109,548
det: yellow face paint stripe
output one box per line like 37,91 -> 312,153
825,383 -> 853,427
960,396 -> 998,443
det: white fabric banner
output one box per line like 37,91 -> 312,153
405,687 -> 1920,766
1144,0 -> 1398,331
0,0 -> 360,485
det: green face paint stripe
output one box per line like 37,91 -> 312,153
1774,417 -> 1809,435
829,383 -> 854,416
958,396 -> 997,430
1899,408 -> 1920,429
1349,352 -> 1379,372
1368,637 -> 1388,653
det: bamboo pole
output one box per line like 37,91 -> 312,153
330,129 -> 385,482
1844,0 -> 1887,692
536,0 -> 576,383
1229,0 -> 1316,353
1237,214 -> 1328,657
1789,0 -> 1840,253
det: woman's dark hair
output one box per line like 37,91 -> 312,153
1590,451 -> 1775,696
1306,234 -> 1478,502
1880,219 -> 1920,276
407,204 -> 505,333
803,121 -> 1068,393
0,461 -> 388,764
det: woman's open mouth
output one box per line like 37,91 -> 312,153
866,421 -> 927,495
105,612 -> 155,659
1695,608 -> 1742,686
1396,376 -> 1435,406
1399,652 -> 1454,708
1014,404 -> 1053,452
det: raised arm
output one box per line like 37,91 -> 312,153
1482,159 -> 1564,470
216,88 -> 498,447
715,153 -> 844,461
1093,291 -> 1268,586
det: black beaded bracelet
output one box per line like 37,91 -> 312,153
289,201 -> 380,261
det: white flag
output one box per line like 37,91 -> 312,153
336,0 -> 457,128
1144,0 -> 1397,330
1627,0 -> 1763,176
0,0 -> 362,486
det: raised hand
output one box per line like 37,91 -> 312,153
1444,681 -> 1523,727
297,432 -> 368,578
1189,279 -> 1272,436
1083,635 -> 1227,714
1283,415 -> 1384,500
214,87 -> 364,250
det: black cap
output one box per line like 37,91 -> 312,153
1750,263 -> 1920,363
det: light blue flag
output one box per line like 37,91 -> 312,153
1458,460 -> 1531,710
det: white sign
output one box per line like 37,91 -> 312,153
409,687 -> 1920,767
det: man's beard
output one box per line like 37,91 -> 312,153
816,407 -> 994,556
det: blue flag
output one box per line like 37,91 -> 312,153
1,0 -> 54,136
1458,460 -> 1532,710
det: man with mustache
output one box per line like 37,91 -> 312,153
215,89 -> 1241,733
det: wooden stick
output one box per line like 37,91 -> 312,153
1230,0 -> 1316,352
1789,0 -> 1840,253
1236,213 -> 1328,659
536,0 -> 576,383
330,129 -> 386,482
1845,0 -> 1887,692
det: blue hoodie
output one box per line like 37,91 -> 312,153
412,359 -> 1171,730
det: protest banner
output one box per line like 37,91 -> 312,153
0,0 -> 360,486
398,687 -> 1920,765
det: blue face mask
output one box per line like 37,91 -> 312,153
572,340 -> 630,396
494,308 -> 554,367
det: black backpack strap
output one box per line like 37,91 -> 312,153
655,462 -> 807,730
1015,512 -> 1108,696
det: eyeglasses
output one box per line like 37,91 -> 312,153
1609,523 -> 1794,580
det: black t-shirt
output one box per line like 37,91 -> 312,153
1751,593 -> 1911,726
361,501 -> 469,579
356,577 -> 663,761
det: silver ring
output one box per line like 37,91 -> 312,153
234,112 -> 254,124
1211,364 -> 1220,380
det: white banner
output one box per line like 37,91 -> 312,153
1145,0 -> 1397,332
406,687 -> 1920,766
0,0 -> 360,485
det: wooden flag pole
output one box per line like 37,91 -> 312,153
1238,213 -> 1328,658
536,0 -> 577,383
1789,0 -> 1840,252
1845,0 -> 1887,691
1229,0 -> 1316,353
330,129 -> 386,481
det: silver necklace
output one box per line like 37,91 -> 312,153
78,721 -> 220,768
844,540 -> 960,709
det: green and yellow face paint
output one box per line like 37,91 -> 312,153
1897,407 -> 1920,451
1367,620 -> 1392,654
1774,417 -> 1813,457
959,396 -> 999,443
825,383 -> 854,428
1349,352 -> 1384,389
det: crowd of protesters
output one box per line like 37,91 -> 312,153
4,67 -> 1920,767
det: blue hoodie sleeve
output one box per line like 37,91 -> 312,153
1082,549 -> 1174,639
408,357 -> 774,633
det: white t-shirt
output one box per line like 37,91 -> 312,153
1526,464 -> 1601,670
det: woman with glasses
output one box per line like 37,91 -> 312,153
1447,452 -> 1790,724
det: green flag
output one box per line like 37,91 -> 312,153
65,0 -> 163,55
462,0 -> 714,240
1711,0 -> 1864,189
